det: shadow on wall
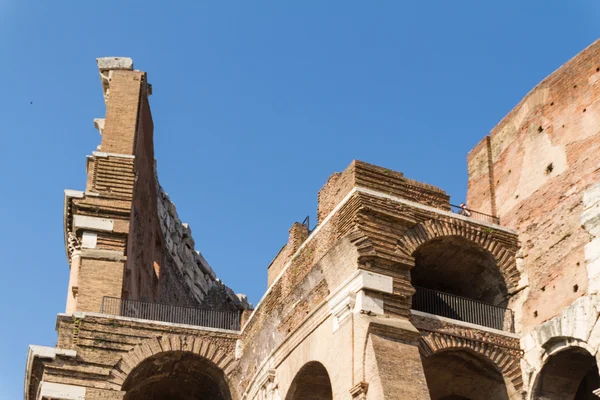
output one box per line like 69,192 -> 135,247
423,349 -> 510,400
285,361 -> 333,400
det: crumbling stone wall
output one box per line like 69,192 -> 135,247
64,57 -> 249,315
155,183 -> 250,311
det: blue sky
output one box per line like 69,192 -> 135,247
1,0 -> 599,397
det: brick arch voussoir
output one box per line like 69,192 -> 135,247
109,334 -> 237,387
419,333 -> 524,396
397,219 -> 519,290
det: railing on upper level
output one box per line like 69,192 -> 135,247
100,297 -> 241,331
411,286 -> 514,332
450,204 -> 500,225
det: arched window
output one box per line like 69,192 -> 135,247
285,361 -> 332,400
122,351 -> 232,400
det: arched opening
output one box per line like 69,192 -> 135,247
423,349 -> 509,400
534,346 -> 600,399
412,236 -> 508,306
411,236 -> 512,330
122,351 -> 232,400
285,361 -> 332,400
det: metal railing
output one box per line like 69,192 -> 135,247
411,287 -> 514,332
100,297 -> 241,331
450,204 -> 500,225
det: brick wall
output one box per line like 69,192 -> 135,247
467,39 -> 600,331
317,160 -> 450,223
64,58 -> 249,315
100,70 -> 144,155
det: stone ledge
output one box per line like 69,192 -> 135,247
92,151 -> 135,159
72,249 -> 126,261
356,186 -> 516,234
96,57 -> 134,71
411,309 -> 520,338
38,382 -> 86,400
24,345 -> 77,400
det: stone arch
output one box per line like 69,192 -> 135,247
419,331 -> 524,399
529,340 -> 600,400
541,337 -> 596,363
108,334 -> 238,398
284,361 -> 332,400
396,219 -> 520,292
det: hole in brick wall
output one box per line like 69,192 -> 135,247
574,284 -> 579,293
574,84 -> 578,89
562,124 -> 566,128
546,163 -> 554,174
541,286 -> 546,292
538,126 -> 544,133
497,180 -> 500,184
534,311 -> 538,318
597,67 -> 600,72
577,262 -> 580,266
508,169 -> 512,174
583,108 -> 587,112
515,194 -> 519,199
551,102 -> 555,106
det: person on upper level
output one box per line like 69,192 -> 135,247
458,202 -> 472,217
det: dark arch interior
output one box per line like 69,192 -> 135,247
122,351 -> 232,400
535,346 -> 600,400
285,361 -> 332,400
411,236 -> 508,306
423,350 -> 509,400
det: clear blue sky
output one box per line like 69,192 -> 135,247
1,0 -> 598,397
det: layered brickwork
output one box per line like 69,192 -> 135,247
411,312 -> 523,397
397,218 -> 520,293
269,160 -> 454,288
467,40 -> 600,332
317,160 -> 450,223
241,161 -> 519,397
99,68 -> 144,155
63,57 -> 247,315
26,313 -> 240,400
266,223 -> 309,286
26,53 -> 550,400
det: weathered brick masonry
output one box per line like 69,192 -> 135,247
26,40 -> 600,400
466,39 -> 600,395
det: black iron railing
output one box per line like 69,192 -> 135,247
411,287 -> 514,332
450,204 -> 500,225
100,297 -> 241,331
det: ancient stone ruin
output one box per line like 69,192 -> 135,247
25,39 -> 600,399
